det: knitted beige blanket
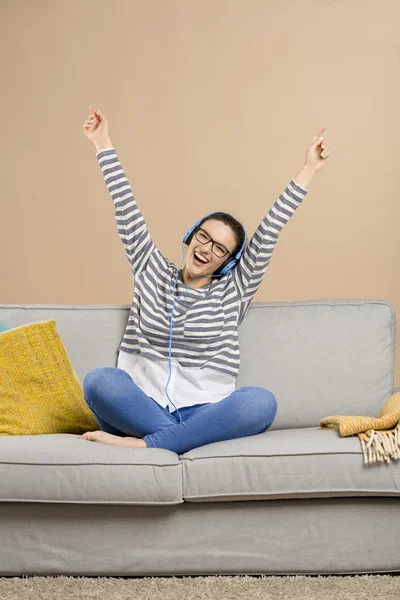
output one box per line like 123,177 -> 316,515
320,391 -> 400,465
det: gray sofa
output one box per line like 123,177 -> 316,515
0,298 -> 399,577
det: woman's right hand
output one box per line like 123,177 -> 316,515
82,106 -> 109,143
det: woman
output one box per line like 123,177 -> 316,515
79,105 -> 330,452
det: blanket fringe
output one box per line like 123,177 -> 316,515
359,424 -> 400,465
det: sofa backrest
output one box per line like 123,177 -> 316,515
0,299 -> 395,430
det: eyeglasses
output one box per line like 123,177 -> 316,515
194,227 -> 231,258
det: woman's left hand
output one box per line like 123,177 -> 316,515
305,127 -> 331,173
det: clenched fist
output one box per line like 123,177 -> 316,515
82,105 -> 109,143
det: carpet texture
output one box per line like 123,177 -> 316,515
0,574 -> 400,599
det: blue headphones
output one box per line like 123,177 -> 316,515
164,212 -> 247,423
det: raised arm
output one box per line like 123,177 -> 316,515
83,107 -> 156,278
234,127 -> 331,324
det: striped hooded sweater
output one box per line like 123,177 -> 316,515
96,147 -> 308,412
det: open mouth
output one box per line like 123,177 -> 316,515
192,252 -> 208,267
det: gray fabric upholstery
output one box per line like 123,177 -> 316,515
0,299 -> 398,576
0,299 -> 395,429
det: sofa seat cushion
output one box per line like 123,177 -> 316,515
0,434 -> 183,505
181,427 -> 400,502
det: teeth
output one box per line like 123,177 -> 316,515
194,252 -> 208,263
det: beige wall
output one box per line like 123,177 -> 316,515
1,1 -> 400,382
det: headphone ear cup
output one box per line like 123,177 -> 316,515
220,259 -> 237,276
214,257 -> 237,277
183,226 -> 197,246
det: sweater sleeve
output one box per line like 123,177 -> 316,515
233,178 -> 308,325
96,147 -> 157,278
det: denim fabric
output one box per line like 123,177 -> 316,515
83,367 -> 277,454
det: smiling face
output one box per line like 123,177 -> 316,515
181,219 -> 238,289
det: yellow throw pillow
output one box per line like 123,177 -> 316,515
0,319 -> 98,435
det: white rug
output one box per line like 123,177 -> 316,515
0,574 -> 400,599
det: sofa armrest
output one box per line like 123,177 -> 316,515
393,386 -> 400,394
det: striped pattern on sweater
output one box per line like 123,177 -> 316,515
96,148 -> 308,378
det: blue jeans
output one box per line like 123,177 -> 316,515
82,367 -> 278,454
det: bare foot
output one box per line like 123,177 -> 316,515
78,430 -> 147,448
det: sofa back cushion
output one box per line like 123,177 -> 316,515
0,299 -> 395,430
236,299 -> 395,429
